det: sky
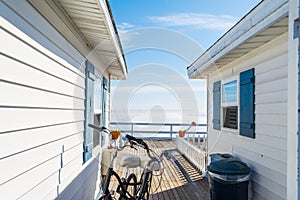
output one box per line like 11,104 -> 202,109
108,0 -> 261,124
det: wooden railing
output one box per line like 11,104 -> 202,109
176,136 -> 207,173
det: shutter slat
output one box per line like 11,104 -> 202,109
239,68 -> 255,138
213,81 -> 221,130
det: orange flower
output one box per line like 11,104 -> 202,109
111,130 -> 121,140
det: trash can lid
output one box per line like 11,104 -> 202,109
208,159 -> 250,175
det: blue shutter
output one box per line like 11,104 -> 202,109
213,81 -> 221,130
83,61 -> 95,162
101,77 -> 108,147
240,68 -> 255,138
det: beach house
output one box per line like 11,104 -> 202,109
0,0 -> 126,199
188,0 -> 299,199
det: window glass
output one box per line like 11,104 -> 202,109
222,80 -> 237,103
94,78 -> 102,114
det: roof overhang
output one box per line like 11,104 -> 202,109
29,0 -> 127,80
187,0 -> 288,79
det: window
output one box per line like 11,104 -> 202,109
212,68 -> 255,137
221,79 -> 238,130
94,78 -> 102,114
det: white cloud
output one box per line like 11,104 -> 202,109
148,13 -> 238,31
118,22 -> 136,31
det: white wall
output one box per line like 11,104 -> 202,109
207,33 -> 288,200
0,1 -> 104,199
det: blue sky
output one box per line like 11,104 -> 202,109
109,0 -> 261,124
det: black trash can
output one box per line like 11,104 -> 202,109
210,153 -> 234,163
208,158 -> 250,200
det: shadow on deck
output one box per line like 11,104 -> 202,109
109,140 -> 210,200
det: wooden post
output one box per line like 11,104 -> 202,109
198,135 -> 201,148
170,125 -> 173,140
131,123 -> 133,136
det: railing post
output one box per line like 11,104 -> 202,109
198,135 -> 201,148
131,123 -> 133,136
170,125 -> 173,140
193,134 -> 195,145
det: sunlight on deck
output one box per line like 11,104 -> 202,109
106,140 -> 209,200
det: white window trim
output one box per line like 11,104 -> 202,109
221,76 -> 239,132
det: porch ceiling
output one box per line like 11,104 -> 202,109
30,0 -> 127,79
187,0 -> 288,79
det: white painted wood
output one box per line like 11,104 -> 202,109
60,155 -> 83,185
0,134 -> 83,185
255,78 -> 288,95
0,108 -> 84,133
255,66 -> 288,85
256,114 -> 287,126
62,143 -> 84,167
1,1 -> 85,69
176,136 -> 206,172
0,82 -> 85,109
255,133 -> 287,151
0,27 -> 85,88
233,146 -> 287,176
0,55 -> 85,99
256,90 -> 288,104
0,122 -> 84,159
0,16 -> 85,79
206,32 -> 289,199
287,0 -> 299,198
251,171 -> 286,199
0,156 -> 61,199
57,156 -> 100,200
255,103 -> 287,115
19,173 -> 59,200
252,181 -> 285,200
0,3 -> 107,200
254,53 -> 288,75
239,155 -> 286,187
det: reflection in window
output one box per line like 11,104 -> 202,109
222,80 -> 237,103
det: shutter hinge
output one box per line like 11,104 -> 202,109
294,19 -> 300,39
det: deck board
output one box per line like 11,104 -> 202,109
105,140 -> 209,200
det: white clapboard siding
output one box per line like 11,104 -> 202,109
255,78 -> 288,95
0,156 -> 61,199
255,124 -> 287,138
57,157 -> 100,200
208,33 -> 288,199
0,81 -> 85,109
255,133 -> 287,151
0,5 -> 90,200
16,143 -> 84,200
255,103 -> 287,115
0,55 -> 85,99
0,15 -> 85,78
251,171 -> 286,199
0,108 -> 84,133
0,122 -> 84,159
255,114 -> 287,126
255,65 -> 288,85
59,155 -> 85,192
0,28 -> 85,88
256,90 -> 288,104
19,172 -> 60,200
0,134 -> 83,186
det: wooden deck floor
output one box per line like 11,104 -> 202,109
108,140 -> 210,200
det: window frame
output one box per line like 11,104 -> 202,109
221,76 -> 239,132
94,77 -> 103,115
